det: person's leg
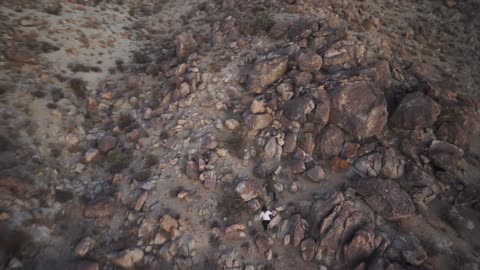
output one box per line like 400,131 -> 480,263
262,220 -> 268,231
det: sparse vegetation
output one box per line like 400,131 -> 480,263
216,190 -> 246,221
69,78 -> 87,99
107,148 -> 132,173
252,13 -> 274,33
132,51 -> 151,64
144,154 -> 158,168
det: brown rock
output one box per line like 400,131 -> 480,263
84,197 -> 115,218
290,214 -> 305,248
358,60 -> 392,90
4,46 -> 37,64
134,192 -> 148,211
107,248 -> 144,269
255,235 -> 273,253
390,92 -> 440,130
247,199 -> 261,213
402,163 -> 443,204
225,119 -> 241,130
329,81 -> 388,139
299,133 -> 315,155
75,237 -> 96,257
343,229 -> 375,265
185,160 -> 199,180
98,136 -> 117,153
159,214 -> 178,233
380,148 -> 406,179
282,96 -> 315,122
176,32 -> 197,58
138,217 -> 156,238
294,71 -> 313,86
244,113 -> 273,130
269,21 -> 290,39
318,125 -> 345,159
84,149 -> 100,163
323,40 -> 365,71
264,137 -> 278,159
287,159 -> 306,174
235,180 -> 262,201
353,178 -> 415,221
353,153 -> 383,177
301,238 -> 316,261
247,57 -> 288,93
251,99 -> 266,114
341,142 -> 360,159
305,166 -> 326,182
297,52 -> 323,72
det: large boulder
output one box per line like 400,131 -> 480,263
235,180 -> 262,201
176,32 -> 197,58
297,52 -> 323,73
402,163 -> 443,204
380,148 -> 406,179
282,96 -> 315,122
428,140 -> 464,172
358,60 -> 392,90
247,57 -> 288,93
389,92 -> 441,130
107,248 -> 144,269
244,113 -> 273,130
329,81 -> 388,139
290,214 -> 306,248
318,125 -> 345,159
353,178 -> 415,221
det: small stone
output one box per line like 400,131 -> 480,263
75,237 -> 96,257
297,52 -> 323,73
7,258 -> 22,269
225,119 -> 240,130
264,137 -> 278,159
84,149 -> 100,163
247,199 -> 261,213
245,114 -> 273,130
301,238 -> 316,261
143,108 -> 153,120
251,99 -> 266,114
4,46 -> 37,64
284,234 -> 291,246
107,248 -> 144,269
289,182 -> 298,193
84,197 -> 115,218
154,232 -> 168,245
185,161 -> 199,180
341,142 -> 360,159
176,32 -> 198,58
0,212 -> 11,221
75,163 -> 85,173
98,136 -> 117,153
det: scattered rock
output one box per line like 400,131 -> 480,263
287,159 -> 306,174
282,96 -> 315,122
4,46 -> 37,64
251,99 -> 266,114
341,142 -> 360,159
84,197 -> 115,218
301,238 -> 316,261
159,214 -> 178,234
98,136 -> 117,153
134,192 -> 148,211
428,140 -> 464,171
84,149 -> 100,163
225,119 -> 240,130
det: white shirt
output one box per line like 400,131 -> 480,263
260,211 -> 272,221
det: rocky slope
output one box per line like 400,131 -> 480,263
1,0 -> 480,270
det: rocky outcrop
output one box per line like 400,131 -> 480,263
235,180 -> 262,201
353,178 -> 415,221
318,125 -> 345,159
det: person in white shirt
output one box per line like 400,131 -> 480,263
260,206 -> 273,231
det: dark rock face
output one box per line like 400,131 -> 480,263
329,81 -> 388,139
318,125 -> 345,159
247,57 -> 288,93
282,96 -> 315,122
389,92 -> 441,130
402,163 -> 443,204
428,139 -> 464,171
353,178 -> 415,221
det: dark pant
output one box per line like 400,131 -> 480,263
262,220 -> 270,231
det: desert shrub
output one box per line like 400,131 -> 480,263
69,78 -> 87,99
252,13 -> 274,32
107,148 -> 132,173
144,154 -> 158,168
132,51 -> 151,64
216,190 -> 246,221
